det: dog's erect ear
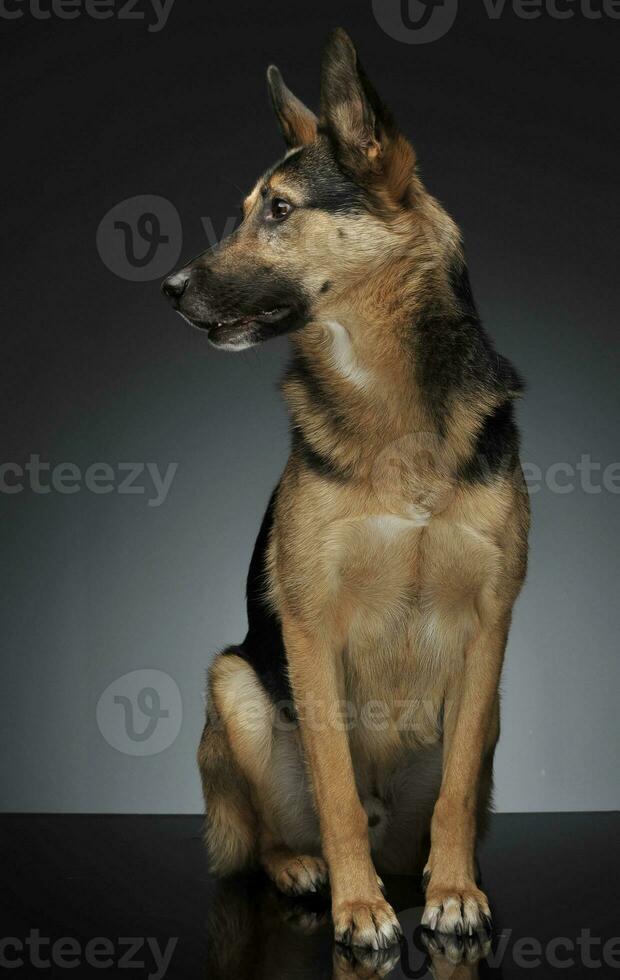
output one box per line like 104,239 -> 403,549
267,65 -> 318,149
320,28 -> 416,201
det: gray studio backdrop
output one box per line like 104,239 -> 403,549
1,1 -> 618,814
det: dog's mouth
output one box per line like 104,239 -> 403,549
185,306 -> 295,349
208,307 -> 292,331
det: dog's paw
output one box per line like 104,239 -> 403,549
421,885 -> 492,936
265,852 -> 329,896
333,897 -> 402,950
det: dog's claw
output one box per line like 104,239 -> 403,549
481,912 -> 493,934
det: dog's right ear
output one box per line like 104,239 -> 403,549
267,65 -> 318,149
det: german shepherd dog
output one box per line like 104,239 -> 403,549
162,29 -> 529,950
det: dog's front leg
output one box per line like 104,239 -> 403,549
282,615 -> 402,950
422,617 -> 509,935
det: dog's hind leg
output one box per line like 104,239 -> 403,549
200,648 -> 326,893
198,649 -> 261,875
260,843 -> 329,896
258,705 -> 328,895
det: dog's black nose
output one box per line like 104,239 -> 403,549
162,271 -> 189,304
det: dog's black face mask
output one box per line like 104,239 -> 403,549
160,136 -> 379,351
162,242 -> 310,351
160,133 -> 368,351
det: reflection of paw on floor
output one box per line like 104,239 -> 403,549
420,927 -> 492,980
204,875 -> 334,980
276,896 -> 330,935
333,942 -> 401,980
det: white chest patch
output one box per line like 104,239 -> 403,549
367,512 -> 430,539
326,320 -> 370,387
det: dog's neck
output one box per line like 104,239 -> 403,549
282,255 -> 520,486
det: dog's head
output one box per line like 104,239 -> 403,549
162,28 -> 428,350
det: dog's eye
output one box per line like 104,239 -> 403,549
268,198 -> 293,222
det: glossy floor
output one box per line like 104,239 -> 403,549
1,812 -> 618,978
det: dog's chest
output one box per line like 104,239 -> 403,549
327,510 -> 425,617
328,502 -> 500,669
322,505 -> 501,755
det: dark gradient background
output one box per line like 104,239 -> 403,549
1,0 -> 618,813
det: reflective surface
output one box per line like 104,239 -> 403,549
1,813 -> 618,978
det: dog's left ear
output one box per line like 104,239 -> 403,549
267,65 -> 318,148
320,28 -> 416,201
